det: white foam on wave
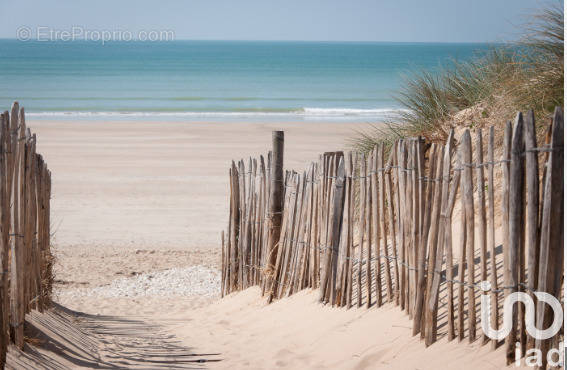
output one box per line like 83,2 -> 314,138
301,107 -> 403,116
27,107 -> 407,120
28,111 -> 293,117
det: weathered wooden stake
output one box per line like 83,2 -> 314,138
535,108 -> 563,368
320,157 -> 346,304
487,126 -> 499,350
266,131 -> 284,301
505,113 -> 525,364
523,110 -> 539,352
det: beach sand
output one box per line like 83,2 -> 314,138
28,119 -> 364,296
27,119 -> 367,315
31,119 -> 363,250
14,119 -> 521,369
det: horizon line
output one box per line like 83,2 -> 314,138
0,37 -> 507,44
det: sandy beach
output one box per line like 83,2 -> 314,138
26,119 -> 366,309
11,118 -> 524,369
31,119 -> 365,250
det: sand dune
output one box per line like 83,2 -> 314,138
172,287 -> 525,369
8,289 -> 524,369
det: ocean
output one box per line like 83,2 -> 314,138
0,40 -> 493,121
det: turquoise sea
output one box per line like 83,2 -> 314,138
0,40 -> 493,121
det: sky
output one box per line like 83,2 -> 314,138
0,0 -> 561,43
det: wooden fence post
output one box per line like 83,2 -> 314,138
500,120 -> 512,349
266,131 -> 284,296
0,113 -> 6,367
377,144 -> 392,303
345,153 -> 355,308
523,110 -> 539,352
311,160 -> 321,290
397,141 -> 408,312
505,113 -> 525,364
460,130 -> 476,343
230,162 -> 240,293
357,153 -> 366,307
365,151 -> 373,308
413,142 -> 437,337
486,126 -> 499,349
298,165 -> 314,293
371,147 -> 382,307
535,107 -> 563,368
423,136 -> 450,345
320,157 -> 346,304
475,129 -> 488,344
409,139 -> 419,317
221,231 -> 226,297
10,106 -> 26,349
457,133 -> 467,342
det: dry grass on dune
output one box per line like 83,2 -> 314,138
350,4 -> 563,152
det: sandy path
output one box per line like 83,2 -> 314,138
169,287 -> 526,370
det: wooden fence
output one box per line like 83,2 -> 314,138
0,102 -> 53,368
221,109 -> 563,367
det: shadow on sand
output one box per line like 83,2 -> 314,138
6,302 -> 221,369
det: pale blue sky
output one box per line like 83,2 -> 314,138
0,0 -> 561,42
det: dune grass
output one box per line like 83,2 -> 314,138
350,4 -> 563,151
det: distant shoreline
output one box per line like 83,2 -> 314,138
0,38 -> 504,45
25,108 -> 405,122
